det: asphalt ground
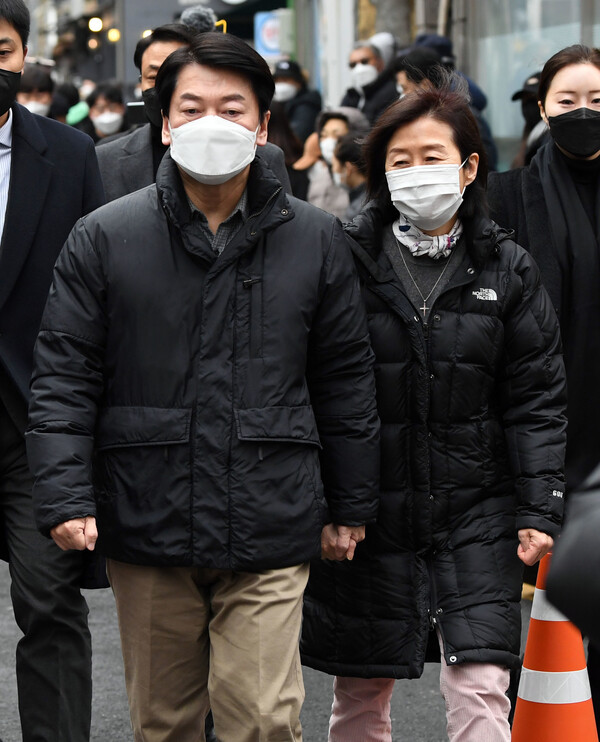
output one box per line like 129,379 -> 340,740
0,561 -> 532,741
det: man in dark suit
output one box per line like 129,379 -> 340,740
97,22 -> 290,202
0,2 -> 105,740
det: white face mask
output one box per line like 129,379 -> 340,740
273,82 -> 298,103
320,136 -> 337,165
169,115 -> 258,185
23,100 -> 50,117
396,83 -> 404,99
386,160 -> 468,231
92,111 -> 124,136
79,84 -> 95,101
351,62 -> 378,90
332,170 -> 343,187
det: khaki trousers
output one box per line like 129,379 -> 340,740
106,559 -> 309,742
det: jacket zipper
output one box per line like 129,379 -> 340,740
243,276 -> 262,358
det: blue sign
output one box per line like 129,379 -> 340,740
254,11 -> 280,58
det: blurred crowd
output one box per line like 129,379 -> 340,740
25,21 -> 550,221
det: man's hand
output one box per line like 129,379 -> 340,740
321,523 -> 366,561
517,528 -> 553,566
50,517 -> 98,552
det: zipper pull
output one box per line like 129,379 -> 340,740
429,610 -> 437,630
243,277 -> 261,289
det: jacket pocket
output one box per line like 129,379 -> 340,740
95,406 -> 192,450
93,407 -> 193,550
234,405 -> 322,448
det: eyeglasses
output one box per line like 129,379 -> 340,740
349,58 -> 373,69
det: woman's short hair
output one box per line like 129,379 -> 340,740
538,44 -> 600,106
363,76 -> 488,220
156,33 -> 274,120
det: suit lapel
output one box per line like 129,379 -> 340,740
121,125 -> 154,194
0,104 -> 52,310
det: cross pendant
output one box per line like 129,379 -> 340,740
421,302 -> 429,317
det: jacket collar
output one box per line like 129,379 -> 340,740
156,152 -> 293,269
347,200 -> 512,284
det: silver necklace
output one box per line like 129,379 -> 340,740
397,240 -> 453,318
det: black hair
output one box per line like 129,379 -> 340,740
364,73 -> 487,220
334,133 -> 367,175
0,0 -> 29,48
133,23 -> 196,72
20,65 -> 54,94
54,82 -> 79,109
267,100 -> 303,166
87,81 -> 124,108
393,47 -> 444,87
538,44 -> 600,106
156,33 -> 274,120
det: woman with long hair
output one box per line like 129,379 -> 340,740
488,42 -> 600,727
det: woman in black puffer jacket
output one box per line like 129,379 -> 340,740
301,79 -> 567,742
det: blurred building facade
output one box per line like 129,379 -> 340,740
23,0 -> 600,166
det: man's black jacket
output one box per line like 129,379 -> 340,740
27,154 -> 380,572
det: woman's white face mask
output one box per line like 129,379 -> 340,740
386,159 -> 469,231
169,115 -> 259,185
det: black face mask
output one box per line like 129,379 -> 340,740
0,68 -> 22,117
141,87 -> 162,130
547,107 -> 600,158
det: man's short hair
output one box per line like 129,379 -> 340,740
156,33 -> 274,120
133,23 -> 196,72
0,0 -> 29,48
87,81 -> 124,107
352,41 -> 382,60
20,65 -> 54,94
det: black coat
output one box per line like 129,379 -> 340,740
0,104 -> 104,408
0,104 -> 104,570
341,75 -> 398,124
301,207 -> 566,679
546,473 -> 600,647
284,88 -> 322,142
26,154 -> 380,572
488,143 -> 600,492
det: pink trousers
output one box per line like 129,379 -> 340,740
329,636 -> 511,742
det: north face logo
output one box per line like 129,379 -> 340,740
472,288 -> 498,301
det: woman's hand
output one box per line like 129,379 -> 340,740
321,523 -> 365,561
517,528 -> 553,565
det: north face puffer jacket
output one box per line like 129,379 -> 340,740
302,206 -> 566,677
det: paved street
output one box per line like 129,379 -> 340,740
0,561 -> 531,741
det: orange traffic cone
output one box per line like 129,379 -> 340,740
512,552 -> 598,741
